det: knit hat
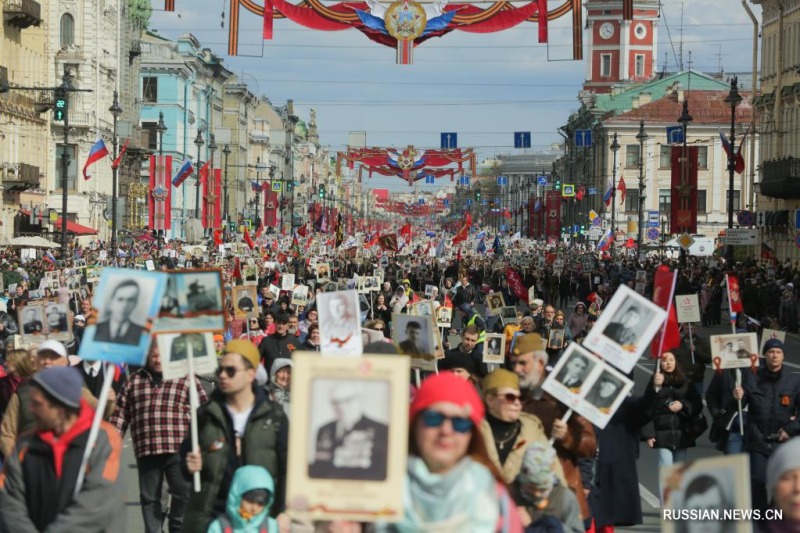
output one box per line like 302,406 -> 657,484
275,313 -> 290,324
763,338 -> 784,354
482,369 -> 519,394
225,339 -> 260,369
512,333 -> 545,357
518,442 -> 558,489
31,366 -> 83,409
410,372 -> 484,428
37,339 -> 67,358
438,354 -> 476,376
767,438 -> 800,501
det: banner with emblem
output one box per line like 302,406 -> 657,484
544,190 -> 562,242
149,154 -> 172,231
286,352 -> 409,522
670,145 -> 698,234
263,190 -> 279,228
202,168 -> 222,229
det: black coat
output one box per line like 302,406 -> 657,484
705,369 -> 746,450
641,374 -> 701,450
589,396 -> 648,528
743,366 -> 800,456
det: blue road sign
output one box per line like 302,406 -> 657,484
514,131 -> 532,149
443,199 -> 449,207
497,175 -> 508,186
459,175 -> 470,186
666,126 -> 684,144
537,175 -> 547,186
647,228 -> 661,241
588,187 -> 597,195
467,199 -> 473,206
575,129 -> 593,147
592,217 -> 602,228
424,174 -> 435,184
441,132 -> 457,149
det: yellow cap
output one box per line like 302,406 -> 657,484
482,369 -> 519,394
224,339 -> 260,369
512,333 -> 545,356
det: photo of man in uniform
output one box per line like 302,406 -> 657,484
555,352 -> 592,390
94,280 -> 146,345
309,384 -> 389,481
602,303 -> 643,346
584,371 -> 623,411
22,307 -> 43,335
185,278 -> 218,313
45,305 -> 68,334
397,320 -> 433,360
236,288 -> 256,314
170,333 -> 209,362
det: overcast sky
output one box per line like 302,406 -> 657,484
150,0 -> 760,191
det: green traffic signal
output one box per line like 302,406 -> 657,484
554,180 -> 561,191
319,185 -> 326,199
54,89 -> 67,122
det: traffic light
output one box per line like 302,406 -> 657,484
475,189 -> 482,202
319,184 -> 326,199
229,221 -> 236,233
554,179 -> 561,191
54,88 -> 68,122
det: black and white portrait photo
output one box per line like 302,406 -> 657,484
583,370 -> 625,411
392,314 -> 435,361
242,264 -> 258,286
412,300 -> 434,317
483,334 -> 506,365
500,306 -> 518,322
487,292 -> 505,315
159,275 -> 180,317
169,332 -> 209,362
436,306 -> 452,328
45,303 -> 69,335
601,301 -> 652,346
554,351 -> 595,391
94,279 -> 149,345
710,332 -> 759,370
233,285 -> 258,319
318,290 -> 363,355
20,306 -> 44,336
281,273 -> 296,291
156,331 -> 218,380
291,285 -> 309,307
316,262 -> 331,281
180,271 -> 223,314
307,379 -> 390,481
548,328 -> 565,350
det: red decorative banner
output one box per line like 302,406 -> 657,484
149,155 -> 172,231
670,145 -> 698,234
263,190 -> 279,228
650,266 -> 680,358
544,190 -> 562,242
202,168 -> 222,229
505,267 -> 528,304
726,274 -> 744,314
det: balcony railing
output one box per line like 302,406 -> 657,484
250,130 -> 270,144
2,162 -> 40,191
3,0 -> 42,29
760,157 -> 800,199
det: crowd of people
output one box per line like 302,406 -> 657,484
0,238 -> 797,533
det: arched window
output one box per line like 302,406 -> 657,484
60,13 -> 74,48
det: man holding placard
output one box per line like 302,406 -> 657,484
183,340 -> 289,532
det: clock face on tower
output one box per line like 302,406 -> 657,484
599,22 -> 614,40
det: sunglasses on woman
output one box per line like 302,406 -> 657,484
420,410 -> 473,433
215,365 -> 242,378
494,392 -> 521,403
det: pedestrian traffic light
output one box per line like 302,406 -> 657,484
554,179 -> 561,191
229,220 -> 236,233
54,88 -> 68,122
475,190 -> 482,202
319,184 -> 325,199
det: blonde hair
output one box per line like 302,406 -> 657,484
7,349 -> 36,378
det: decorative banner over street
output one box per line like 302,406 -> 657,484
337,145 -> 476,186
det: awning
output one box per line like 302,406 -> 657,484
18,209 -> 98,236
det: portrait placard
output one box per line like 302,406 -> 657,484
392,313 -> 436,371
317,290 -> 363,356
436,306 -> 452,328
43,301 -> 72,343
242,264 -> 258,286
281,273 -> 296,291
232,285 -> 259,319
424,284 -> 436,297
483,334 -> 506,364
316,262 -> 331,281
410,300 -> 434,317
486,292 -> 505,316
152,270 -> 226,333
286,352 -> 409,523
157,332 -> 218,381
675,294 -> 701,323
548,328 -> 565,350
291,285 -> 309,307
18,304 -> 46,342
660,455 -> 752,533
709,333 -> 759,370
499,306 -> 519,325
582,285 -> 667,374
79,268 -> 168,365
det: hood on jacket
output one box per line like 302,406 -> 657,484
269,358 -> 292,388
225,465 -> 275,529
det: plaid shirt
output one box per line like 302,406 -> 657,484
110,368 -> 208,457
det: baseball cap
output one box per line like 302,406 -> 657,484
37,339 -> 67,358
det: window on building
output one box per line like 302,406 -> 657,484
625,189 -> 639,212
142,77 -> 158,103
726,190 -> 741,211
659,189 -> 671,215
141,121 -> 159,151
697,146 -> 708,169
600,54 -> 612,78
625,145 -> 640,168
634,54 -> 645,78
660,145 -> 672,169
60,14 -> 75,48
56,144 -> 78,191
697,189 -> 707,213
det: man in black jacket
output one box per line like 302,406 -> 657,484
259,313 -> 296,374
739,338 -> 800,514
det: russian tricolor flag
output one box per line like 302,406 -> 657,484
603,185 -> 614,206
83,139 -> 109,180
171,159 -> 194,188
597,228 -> 613,251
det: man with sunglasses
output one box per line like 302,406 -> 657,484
183,339 -> 289,532
510,333 -> 597,524
259,313 -> 296,375
110,343 -> 208,533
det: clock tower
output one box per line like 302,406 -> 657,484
584,0 -> 660,94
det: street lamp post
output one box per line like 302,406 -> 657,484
109,91 -> 123,255
677,99 -> 693,267
222,144 -> 231,239
193,130 -> 204,218
155,111 -> 167,246
207,134 -> 217,236
610,132 -> 620,251
636,120 -> 648,257
58,71 -> 72,257
725,76 -> 742,264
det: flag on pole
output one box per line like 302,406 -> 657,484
476,238 -> 486,254
83,139 -> 109,180
533,199 -> 542,212
435,238 -> 445,258
243,228 -> 255,250
720,130 -> 746,175
452,223 -> 469,245
726,274 -> 744,314
618,176 -> 627,203
597,228 -> 613,251
474,230 -> 486,241
650,266 -> 680,357
171,160 -> 195,187
399,223 -> 412,238
492,234 -> 503,255
603,186 -> 614,206
111,138 -> 130,170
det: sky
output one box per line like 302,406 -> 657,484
149,0 -> 761,191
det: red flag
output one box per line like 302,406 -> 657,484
233,257 -> 243,282
444,293 -> 454,309
465,212 -> 473,228
618,176 -> 627,204
213,229 -> 223,246
111,138 -> 130,170
399,223 -> 412,237
243,228 -> 255,250
505,267 -> 529,304
297,224 -> 307,238
726,274 -> 744,314
452,223 -> 469,245
650,266 -> 680,357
